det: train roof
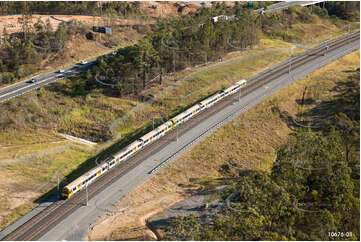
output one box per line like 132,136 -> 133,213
237,79 -> 247,85
65,162 -> 105,189
200,92 -> 221,105
114,140 -> 140,157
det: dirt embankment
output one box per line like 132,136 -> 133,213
0,1 -> 240,35
0,1 -> 217,35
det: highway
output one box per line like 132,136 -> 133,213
0,31 -> 358,241
0,59 -> 97,103
256,1 -> 324,13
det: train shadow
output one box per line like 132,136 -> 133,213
34,90 -> 220,205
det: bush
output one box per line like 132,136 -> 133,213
297,7 -> 315,23
0,72 -> 15,85
312,5 -> 329,18
16,64 -> 36,78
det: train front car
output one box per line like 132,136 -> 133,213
61,186 -> 72,199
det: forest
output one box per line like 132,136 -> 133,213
0,17 -> 87,85
84,1 -> 359,97
0,1 -> 140,17
86,2 -> 258,97
164,68 -> 360,240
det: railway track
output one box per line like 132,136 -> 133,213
2,31 -> 359,241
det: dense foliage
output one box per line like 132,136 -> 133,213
85,2 -> 359,97
87,3 -> 259,97
164,69 -> 360,240
0,1 -> 140,17
323,1 -> 360,21
0,17 -> 86,85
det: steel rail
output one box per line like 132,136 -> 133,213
2,32 -> 359,241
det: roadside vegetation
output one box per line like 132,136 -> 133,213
0,1 -> 359,232
0,1 -> 153,87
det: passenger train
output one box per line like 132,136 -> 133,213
61,79 -> 247,198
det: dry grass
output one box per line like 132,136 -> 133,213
0,141 -> 95,230
88,50 -> 360,241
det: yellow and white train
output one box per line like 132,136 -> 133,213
61,79 -> 247,199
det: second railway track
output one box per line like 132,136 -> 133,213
2,31 -> 359,241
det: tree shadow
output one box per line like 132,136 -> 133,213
275,69 -> 359,132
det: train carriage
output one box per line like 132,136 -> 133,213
200,93 -> 222,109
114,140 -> 142,164
62,78 -> 248,199
62,161 -> 109,199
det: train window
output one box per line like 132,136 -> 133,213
102,167 -> 106,171
73,187 -> 76,191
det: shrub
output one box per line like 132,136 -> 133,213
0,72 -> 15,84
16,64 -> 36,79
312,5 -> 329,18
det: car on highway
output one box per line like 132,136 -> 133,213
27,78 -> 38,83
79,60 -> 88,65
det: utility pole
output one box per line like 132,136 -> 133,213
85,183 -> 88,206
289,46 -> 295,78
57,174 -> 60,198
288,58 -> 292,75
176,126 -> 179,142
324,45 -> 329,56
173,50 -> 176,73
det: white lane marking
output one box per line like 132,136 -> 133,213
0,76 -> 55,98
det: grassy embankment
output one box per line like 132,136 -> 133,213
87,48 -> 360,240
0,12 -> 358,230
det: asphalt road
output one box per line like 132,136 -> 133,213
256,1 -> 323,13
32,36 -> 358,240
0,59 -> 97,103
